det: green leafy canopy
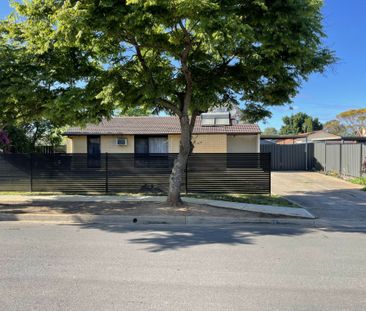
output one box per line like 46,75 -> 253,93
1,0 -> 335,126
280,112 -> 323,134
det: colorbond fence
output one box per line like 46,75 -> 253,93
261,144 -> 314,171
313,143 -> 366,177
0,153 -> 271,194
262,142 -> 366,177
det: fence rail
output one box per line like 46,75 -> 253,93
0,153 -> 271,194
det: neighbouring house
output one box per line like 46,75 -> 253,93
64,113 -> 261,156
260,139 -> 276,145
276,130 -> 341,144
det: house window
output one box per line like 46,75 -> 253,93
134,136 -> 169,168
135,136 -> 168,155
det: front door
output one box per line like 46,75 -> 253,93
87,135 -> 101,168
134,137 -> 149,155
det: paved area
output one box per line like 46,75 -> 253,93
1,222 -> 366,311
272,172 -> 366,224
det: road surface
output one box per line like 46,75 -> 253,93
1,222 -> 366,311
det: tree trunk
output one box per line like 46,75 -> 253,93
166,114 -> 192,206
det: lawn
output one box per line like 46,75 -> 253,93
349,177 -> 366,191
184,193 -> 297,207
0,191 -> 297,207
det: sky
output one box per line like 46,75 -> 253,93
0,0 -> 365,130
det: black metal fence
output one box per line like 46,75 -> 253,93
0,153 -> 271,194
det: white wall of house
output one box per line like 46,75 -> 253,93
227,134 -> 259,153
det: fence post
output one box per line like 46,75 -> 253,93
305,137 -> 308,170
339,143 -> 342,175
185,157 -> 188,195
30,153 -> 33,192
324,142 -> 327,173
105,152 -> 109,194
361,145 -> 364,178
268,153 -> 272,195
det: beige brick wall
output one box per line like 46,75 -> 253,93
66,135 -> 134,153
168,135 -> 181,153
169,134 -> 227,153
67,136 -> 87,153
100,135 -> 134,153
67,133 -> 259,154
227,134 -> 259,153
66,138 -> 73,153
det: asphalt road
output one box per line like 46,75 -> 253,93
1,222 -> 366,311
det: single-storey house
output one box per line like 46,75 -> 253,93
64,113 -> 261,155
275,130 -> 341,144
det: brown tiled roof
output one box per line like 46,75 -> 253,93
64,116 -> 260,135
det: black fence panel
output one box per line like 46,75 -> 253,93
107,154 -> 181,193
187,153 -> 271,194
0,153 -> 271,194
32,154 -> 106,192
0,154 -> 31,191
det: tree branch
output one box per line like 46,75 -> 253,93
156,98 -> 181,115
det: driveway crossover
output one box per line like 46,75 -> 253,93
272,172 -> 366,225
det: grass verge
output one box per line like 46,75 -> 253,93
184,193 -> 298,207
348,177 -> 366,191
0,191 -> 297,207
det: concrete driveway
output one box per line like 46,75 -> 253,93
272,172 -> 366,225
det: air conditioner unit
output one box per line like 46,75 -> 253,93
116,138 -> 128,146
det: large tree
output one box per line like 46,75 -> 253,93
336,108 -> 366,137
1,0 -> 334,205
280,112 -> 323,135
323,119 -> 347,136
262,127 -> 278,135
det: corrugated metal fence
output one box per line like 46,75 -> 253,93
313,143 -> 366,177
261,144 -> 314,171
262,142 -> 366,177
0,153 -> 271,194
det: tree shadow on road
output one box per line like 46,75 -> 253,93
74,222 -> 314,252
